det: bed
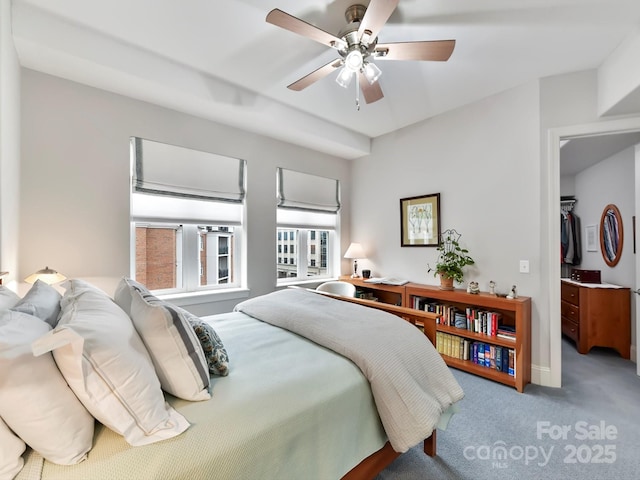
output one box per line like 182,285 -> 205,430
3,280 -> 463,480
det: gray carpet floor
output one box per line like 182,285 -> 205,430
376,338 -> 640,480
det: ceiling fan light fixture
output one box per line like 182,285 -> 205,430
363,61 -> 382,85
344,50 -> 363,71
336,66 -> 354,88
267,2 -> 455,105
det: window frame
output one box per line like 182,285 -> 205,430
132,221 -> 243,295
276,226 -> 337,286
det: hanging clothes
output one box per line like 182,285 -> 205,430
561,211 -> 581,265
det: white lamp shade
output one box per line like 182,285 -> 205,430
24,267 -> 67,285
344,243 -> 366,259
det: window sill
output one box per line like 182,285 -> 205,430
159,288 -> 250,308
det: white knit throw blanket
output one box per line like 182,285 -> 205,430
234,288 -> 464,452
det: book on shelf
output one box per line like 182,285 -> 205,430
363,277 -> 408,286
437,334 -> 516,377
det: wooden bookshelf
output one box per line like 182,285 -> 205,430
338,276 -> 405,306
338,277 -> 531,392
405,283 -> 531,392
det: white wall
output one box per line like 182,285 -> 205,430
351,81 -> 544,372
598,27 -> 640,116
574,147 -> 635,285
352,69 -> 640,386
560,175 -> 575,197
0,0 -> 21,286
19,69 -> 352,313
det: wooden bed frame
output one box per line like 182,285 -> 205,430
308,291 -> 440,480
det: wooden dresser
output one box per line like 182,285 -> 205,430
560,279 -> 630,358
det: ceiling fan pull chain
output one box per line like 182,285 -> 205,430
355,76 -> 360,111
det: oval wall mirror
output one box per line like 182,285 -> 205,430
599,204 -> 623,267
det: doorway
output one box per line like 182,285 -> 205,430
549,117 -> 640,385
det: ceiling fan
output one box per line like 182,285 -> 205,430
266,0 -> 455,107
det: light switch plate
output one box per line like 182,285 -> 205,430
519,260 -> 530,274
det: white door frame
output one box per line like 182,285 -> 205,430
547,116 -> 640,386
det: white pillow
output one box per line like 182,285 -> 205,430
0,310 -> 94,465
115,279 -> 211,401
0,416 -> 26,480
113,276 -> 149,316
114,277 -> 229,377
32,279 -> 189,447
11,279 -> 61,327
0,286 -> 20,309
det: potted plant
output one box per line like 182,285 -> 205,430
427,229 -> 475,290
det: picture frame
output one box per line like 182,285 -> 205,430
585,224 -> 598,252
400,193 -> 441,247
633,216 -> 636,254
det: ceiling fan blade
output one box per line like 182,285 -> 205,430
287,59 -> 342,91
374,40 -> 456,61
266,9 -> 346,50
358,74 -> 384,104
357,0 -> 399,42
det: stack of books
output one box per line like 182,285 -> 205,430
497,324 -> 516,341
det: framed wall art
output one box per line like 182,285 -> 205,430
400,193 -> 441,247
585,225 -> 598,252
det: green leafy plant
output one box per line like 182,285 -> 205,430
427,229 -> 475,284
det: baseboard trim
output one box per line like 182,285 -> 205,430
531,363 -> 557,388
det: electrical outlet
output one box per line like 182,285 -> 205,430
519,260 -> 530,274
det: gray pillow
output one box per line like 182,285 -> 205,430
11,280 -> 62,327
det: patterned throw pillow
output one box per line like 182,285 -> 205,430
188,316 -> 229,376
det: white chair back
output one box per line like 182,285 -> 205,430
316,281 -> 356,297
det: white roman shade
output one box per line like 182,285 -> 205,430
133,138 -> 245,203
276,168 -> 340,213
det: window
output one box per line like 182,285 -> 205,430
276,228 -> 333,280
131,138 -> 245,294
276,168 -> 340,284
135,224 -> 236,290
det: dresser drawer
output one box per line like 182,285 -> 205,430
561,300 -> 580,323
561,316 -> 579,342
561,283 -> 579,305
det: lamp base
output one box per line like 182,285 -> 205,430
351,273 -> 360,278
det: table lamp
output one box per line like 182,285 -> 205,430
344,243 -> 366,278
24,266 -> 67,285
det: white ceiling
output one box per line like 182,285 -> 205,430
10,0 -> 640,160
561,131 -> 640,176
